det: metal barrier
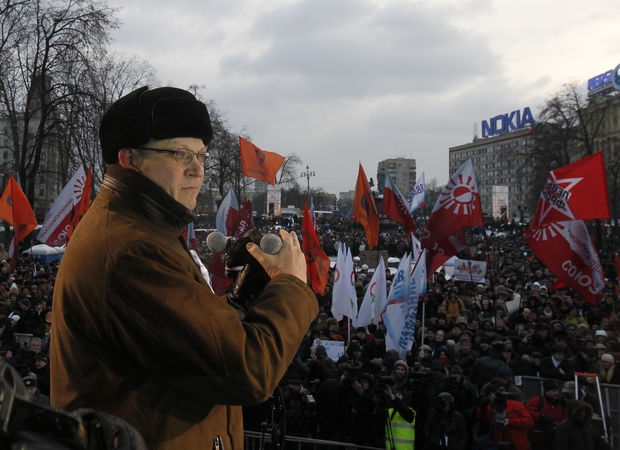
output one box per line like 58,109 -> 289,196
243,431 -> 384,450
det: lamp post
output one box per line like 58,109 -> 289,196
300,165 -> 315,205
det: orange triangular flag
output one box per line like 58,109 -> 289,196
239,137 -> 285,186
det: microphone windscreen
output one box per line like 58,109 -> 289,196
260,234 -> 283,255
206,231 -> 229,252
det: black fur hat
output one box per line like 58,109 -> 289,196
99,86 -> 213,163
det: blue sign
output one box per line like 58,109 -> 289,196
587,64 -> 620,97
481,107 -> 535,138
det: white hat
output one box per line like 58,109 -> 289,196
602,353 -> 615,363
596,330 -> 608,338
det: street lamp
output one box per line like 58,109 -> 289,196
300,165 -> 315,205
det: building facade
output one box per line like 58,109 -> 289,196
377,157 -> 417,196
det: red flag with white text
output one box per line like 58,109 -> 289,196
426,231 -> 466,276
382,170 -> 416,236
526,220 -> 604,304
527,152 -> 610,229
421,159 -> 483,251
302,202 -> 330,295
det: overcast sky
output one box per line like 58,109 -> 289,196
107,0 -> 620,196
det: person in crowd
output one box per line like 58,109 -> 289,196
525,379 -> 568,450
555,400 -> 613,450
50,86 -> 318,450
23,376 -> 49,405
470,340 -> 512,391
383,384 -> 416,450
424,392 -> 467,450
540,344 -> 573,381
598,353 -> 620,385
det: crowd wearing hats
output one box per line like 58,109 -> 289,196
254,223 -> 618,449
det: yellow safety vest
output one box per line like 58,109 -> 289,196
385,407 -> 416,450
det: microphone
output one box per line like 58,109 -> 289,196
206,231 -> 282,255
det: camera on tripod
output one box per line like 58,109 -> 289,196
493,389 -> 516,424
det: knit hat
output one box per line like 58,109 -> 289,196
543,380 -> 559,392
22,376 -> 37,388
99,86 -> 213,164
287,373 -> 302,385
394,359 -> 408,371
602,353 -> 615,363
373,329 -> 385,339
450,365 -> 463,375
595,330 -> 609,339
315,345 -> 327,357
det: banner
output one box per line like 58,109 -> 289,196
239,137 -> 285,186
36,166 -> 87,246
331,243 -> 358,323
408,172 -> 426,213
395,251 -> 427,358
382,170 -> 416,236
357,258 -> 387,329
526,220 -> 604,304
302,202 -> 330,295
426,231 -> 466,275
421,159 -> 483,250
381,253 -> 412,353
353,164 -> 380,249
451,258 -> 487,283
528,152 -> 610,229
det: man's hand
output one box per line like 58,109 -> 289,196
247,230 -> 307,282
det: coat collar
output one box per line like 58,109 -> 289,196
102,164 -> 196,230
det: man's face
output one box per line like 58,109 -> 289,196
546,389 -> 560,400
132,137 -> 205,210
26,386 -> 37,396
34,359 -> 47,369
30,341 -> 41,352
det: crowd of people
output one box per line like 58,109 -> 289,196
0,217 -> 618,449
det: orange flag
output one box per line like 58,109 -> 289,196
353,164 -> 379,249
239,137 -> 285,186
302,202 -> 330,295
0,176 -> 38,267
67,166 -> 92,240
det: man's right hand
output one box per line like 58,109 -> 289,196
247,230 -> 307,282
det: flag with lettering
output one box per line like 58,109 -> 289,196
421,159 -> 483,251
302,202 -> 330,295
357,258 -> 387,329
381,253 -> 412,353
229,200 -> 254,240
528,152 -> 610,229
408,172 -> 426,213
426,231 -> 466,276
331,243 -> 358,323
382,170 -> 416,236
353,164 -> 380,249
37,165 -> 88,247
239,137 -> 285,186
526,220 -> 604,304
396,251 -> 427,358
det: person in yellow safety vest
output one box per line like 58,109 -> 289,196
384,385 -> 416,450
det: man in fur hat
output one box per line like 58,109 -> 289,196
50,86 -> 318,450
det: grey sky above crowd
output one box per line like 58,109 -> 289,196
107,0 -> 620,196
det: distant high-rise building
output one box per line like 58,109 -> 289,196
377,157 -> 417,195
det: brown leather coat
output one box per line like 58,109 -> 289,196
51,165 -> 318,450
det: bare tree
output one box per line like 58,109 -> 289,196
0,0 -> 119,213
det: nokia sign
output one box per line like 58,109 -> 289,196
481,107 -> 535,138
587,64 -> 620,98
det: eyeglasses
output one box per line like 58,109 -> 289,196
138,147 -> 209,165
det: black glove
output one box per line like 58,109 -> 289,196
478,396 -> 489,408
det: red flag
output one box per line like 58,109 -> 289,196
230,200 -> 254,239
426,231 -> 466,276
614,251 -> 620,286
421,159 -> 483,251
382,170 -> 416,236
353,164 -> 380,249
526,220 -> 604,304
239,137 -> 285,186
0,176 -> 38,269
66,166 -> 91,241
181,222 -> 198,252
528,152 -> 610,229
209,251 -> 231,296
302,202 -> 330,295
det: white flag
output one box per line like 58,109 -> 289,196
331,243 -> 358,323
408,172 -> 426,213
396,251 -> 427,358
357,258 -> 387,329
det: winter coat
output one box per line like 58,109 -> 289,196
51,165 -> 318,450
476,400 -> 533,450
555,400 -> 613,450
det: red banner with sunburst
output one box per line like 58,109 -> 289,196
421,159 -> 484,253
